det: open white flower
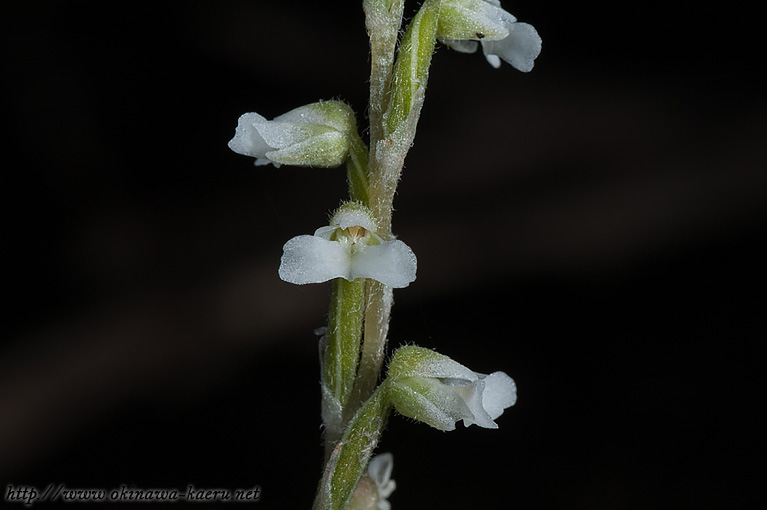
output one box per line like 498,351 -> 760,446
228,100 -> 357,167
438,0 -> 541,72
387,346 -> 517,431
278,204 -> 417,288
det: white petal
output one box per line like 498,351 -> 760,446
484,53 -> 502,68
255,121 -> 316,149
350,240 -> 416,288
313,225 -> 338,240
367,453 -> 396,498
424,360 -> 479,383
228,112 -> 273,157
481,371 -> 517,418
278,235 -> 351,284
455,379 -> 498,428
483,22 -> 541,72
443,39 -> 480,54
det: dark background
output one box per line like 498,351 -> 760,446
2,1 -> 764,508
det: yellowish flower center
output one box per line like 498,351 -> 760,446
345,225 -> 367,244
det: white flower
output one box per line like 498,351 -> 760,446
439,0 -> 541,72
278,204 -> 417,288
387,346 -> 517,431
228,100 -> 356,167
348,453 -> 396,510
368,453 -> 396,510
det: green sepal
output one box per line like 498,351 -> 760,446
437,0 -> 509,42
388,376 -> 470,431
387,344 -> 450,381
267,129 -> 349,167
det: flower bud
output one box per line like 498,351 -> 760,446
228,100 -> 358,168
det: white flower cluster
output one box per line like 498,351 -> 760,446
228,102 -> 417,289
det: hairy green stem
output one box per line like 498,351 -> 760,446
364,0 -> 406,157
371,0 -> 440,235
347,280 -> 393,413
314,384 -> 391,510
318,0 -> 442,504
323,277 -> 366,450
351,0 -> 441,411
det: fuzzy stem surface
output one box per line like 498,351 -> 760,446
323,277 -> 366,449
314,384 -> 390,510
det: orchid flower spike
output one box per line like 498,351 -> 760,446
387,346 -> 517,431
228,100 -> 358,167
278,202 -> 417,288
437,0 -> 541,72
349,453 -> 396,510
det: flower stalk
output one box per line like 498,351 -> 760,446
347,0 -> 442,420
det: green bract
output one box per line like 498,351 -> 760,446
382,0 -> 440,139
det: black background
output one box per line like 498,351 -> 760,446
2,1 -> 764,508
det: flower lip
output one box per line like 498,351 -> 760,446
482,21 -> 541,72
